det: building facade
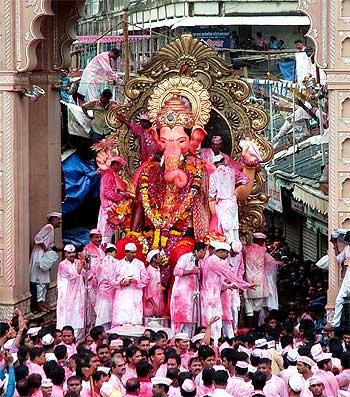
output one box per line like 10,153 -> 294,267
75,0 -> 309,74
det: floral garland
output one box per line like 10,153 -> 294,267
139,156 -> 204,248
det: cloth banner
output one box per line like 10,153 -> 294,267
61,100 -> 91,139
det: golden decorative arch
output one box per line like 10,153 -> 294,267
106,33 -> 273,235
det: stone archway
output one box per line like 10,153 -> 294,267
0,0 -> 85,319
298,1 -> 350,317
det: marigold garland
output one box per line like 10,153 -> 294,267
139,156 -> 204,247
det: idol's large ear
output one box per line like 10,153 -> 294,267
189,126 -> 207,153
149,126 -> 164,152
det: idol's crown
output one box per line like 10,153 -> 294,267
155,94 -> 195,129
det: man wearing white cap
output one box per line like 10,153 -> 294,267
29,212 -> 61,312
258,356 -> 288,397
243,232 -> 273,327
201,241 -> 255,345
312,347 -> 339,397
95,244 -> 119,329
226,360 -> 254,397
288,374 -> 304,397
56,244 -> 86,338
221,240 -> 245,337
208,154 -> 249,244
296,356 -> 315,396
83,228 -> 105,319
308,376 -> 325,397
143,249 -> 165,317
112,243 -> 149,326
279,349 -> 299,383
151,376 -> 172,396
97,155 -> 128,244
170,241 -> 207,335
201,135 -> 245,174
174,332 -> 192,370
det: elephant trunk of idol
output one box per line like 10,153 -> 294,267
163,142 -> 188,189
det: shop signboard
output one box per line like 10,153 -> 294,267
267,173 -> 283,213
191,29 -> 230,50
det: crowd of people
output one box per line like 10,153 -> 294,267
2,297 -> 350,397
16,213 -> 350,397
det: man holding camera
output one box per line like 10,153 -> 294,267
56,244 -> 86,339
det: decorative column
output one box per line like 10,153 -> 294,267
298,0 -> 350,317
0,73 -> 31,319
0,0 -> 85,320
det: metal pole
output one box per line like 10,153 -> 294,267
318,93 -> 326,167
269,80 -> 274,141
83,255 -> 91,336
292,84 -> 296,176
122,11 -> 130,83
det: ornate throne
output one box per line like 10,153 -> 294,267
106,33 -> 273,236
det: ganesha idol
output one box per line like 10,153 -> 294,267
129,85 -> 262,264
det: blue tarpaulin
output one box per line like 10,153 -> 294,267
278,60 -> 296,82
62,152 -> 100,215
63,227 -> 91,250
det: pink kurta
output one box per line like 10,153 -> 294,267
143,265 -> 164,317
278,366 -> 299,383
221,254 -> 246,321
168,386 -> 181,397
77,52 -> 116,101
201,254 -> 251,326
337,368 -> 350,390
170,252 -> 199,326
139,380 -> 153,397
180,351 -> 193,370
197,384 -> 215,396
56,259 -> 85,330
112,258 -> 149,326
27,361 -> 46,378
97,168 -> 127,242
130,122 -> 157,163
264,374 -> 288,397
95,255 -> 120,326
83,242 -> 105,309
243,244 -> 269,299
226,376 -> 254,397
313,369 -> 339,397
51,385 -> 64,397
230,253 -> 245,309
122,365 -> 137,384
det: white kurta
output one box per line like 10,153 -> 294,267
265,253 -> 279,310
77,52 -> 116,101
112,257 -> 149,326
209,165 -> 239,243
95,255 -> 120,327
29,224 -> 55,284
333,245 -> 350,327
56,259 -> 85,330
